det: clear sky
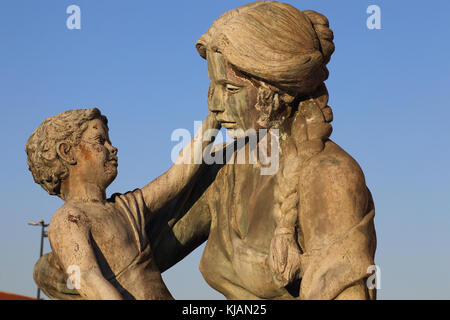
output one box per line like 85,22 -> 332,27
0,0 -> 449,299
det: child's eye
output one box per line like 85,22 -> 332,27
97,136 -> 106,144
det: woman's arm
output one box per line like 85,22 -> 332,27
141,113 -> 220,214
147,157 -> 223,271
297,144 -> 376,300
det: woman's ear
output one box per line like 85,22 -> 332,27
56,142 -> 77,165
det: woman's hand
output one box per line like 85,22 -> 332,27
142,112 -> 220,214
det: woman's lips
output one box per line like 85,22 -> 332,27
220,121 -> 236,129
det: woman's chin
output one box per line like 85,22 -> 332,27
226,128 -> 239,139
226,127 -> 258,139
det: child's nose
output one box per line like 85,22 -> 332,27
111,146 -> 118,156
106,141 -> 118,156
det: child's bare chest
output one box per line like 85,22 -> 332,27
84,205 -> 141,275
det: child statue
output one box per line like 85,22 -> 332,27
25,108 -> 219,299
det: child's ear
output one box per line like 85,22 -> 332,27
56,142 -> 77,165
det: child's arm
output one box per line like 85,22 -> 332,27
49,208 -> 124,300
141,112 -> 220,214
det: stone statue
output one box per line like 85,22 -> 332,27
26,108 -> 219,299
32,1 -> 376,300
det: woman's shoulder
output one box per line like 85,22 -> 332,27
298,139 -> 367,188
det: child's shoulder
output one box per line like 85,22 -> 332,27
48,202 -> 91,240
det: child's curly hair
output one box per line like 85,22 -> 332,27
25,108 -> 108,197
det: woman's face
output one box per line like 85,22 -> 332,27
206,51 -> 260,138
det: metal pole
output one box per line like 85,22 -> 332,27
40,223 -> 45,259
36,222 -> 45,300
29,220 -> 48,300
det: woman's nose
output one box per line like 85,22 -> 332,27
208,84 -> 225,114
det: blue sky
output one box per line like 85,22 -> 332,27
0,0 -> 449,299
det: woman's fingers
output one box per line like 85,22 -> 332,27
300,99 -> 325,124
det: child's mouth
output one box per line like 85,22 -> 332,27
108,158 -> 118,167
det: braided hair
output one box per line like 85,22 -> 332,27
268,10 -> 335,288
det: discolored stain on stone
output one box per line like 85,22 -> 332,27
67,214 -> 80,224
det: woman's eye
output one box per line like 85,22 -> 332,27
225,84 -> 241,93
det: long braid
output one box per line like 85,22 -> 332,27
268,10 -> 335,289
269,84 -> 332,287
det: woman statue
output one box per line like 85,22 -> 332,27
34,1 -> 376,300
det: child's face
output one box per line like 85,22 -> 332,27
73,118 -> 118,191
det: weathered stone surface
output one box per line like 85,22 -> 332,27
30,1 -> 376,300
26,109 -> 219,299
